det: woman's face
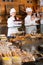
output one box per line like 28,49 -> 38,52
27,11 -> 32,15
12,12 -> 16,17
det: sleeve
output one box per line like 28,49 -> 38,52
7,18 -> 11,27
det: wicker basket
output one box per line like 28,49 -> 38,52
12,56 -> 22,65
2,57 -> 12,65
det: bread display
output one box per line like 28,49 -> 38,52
0,33 -> 43,64
0,40 -> 35,62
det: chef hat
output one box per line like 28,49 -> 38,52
10,8 -> 16,15
26,7 -> 32,13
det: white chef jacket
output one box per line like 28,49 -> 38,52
25,15 -> 37,34
7,17 -> 19,36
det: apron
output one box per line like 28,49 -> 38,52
8,27 -> 18,36
26,25 -> 37,34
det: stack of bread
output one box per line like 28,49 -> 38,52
0,34 -> 7,41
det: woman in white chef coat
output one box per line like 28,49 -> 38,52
7,8 -> 19,37
24,7 -> 37,34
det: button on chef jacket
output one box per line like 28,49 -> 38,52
25,15 -> 37,34
7,17 -> 19,36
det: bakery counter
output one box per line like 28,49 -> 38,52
0,34 -> 43,65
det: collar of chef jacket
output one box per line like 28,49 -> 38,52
10,17 -> 15,21
27,15 -> 31,18
10,16 -> 20,22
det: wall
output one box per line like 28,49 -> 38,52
0,0 -> 41,24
